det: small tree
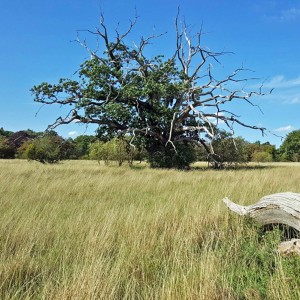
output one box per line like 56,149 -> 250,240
210,131 -> 248,168
31,12 -> 270,169
89,141 -> 107,164
89,138 -> 135,166
22,134 -> 65,163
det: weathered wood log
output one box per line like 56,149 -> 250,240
278,239 -> 300,256
223,192 -> 300,232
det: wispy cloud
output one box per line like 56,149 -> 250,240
68,131 -> 78,137
258,75 -> 300,104
265,7 -> 300,22
290,95 -> 300,104
279,8 -> 300,22
274,125 -> 295,133
263,75 -> 300,89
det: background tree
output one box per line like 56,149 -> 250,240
73,135 -> 97,158
251,151 -> 273,163
0,137 -> 15,159
246,141 -> 276,162
279,130 -> 300,162
210,131 -> 248,168
0,127 -> 13,138
6,131 -> 34,155
60,138 -> 78,160
89,141 -> 109,165
31,13 -> 270,169
0,130 -> 35,159
21,133 -> 72,163
89,138 -> 137,166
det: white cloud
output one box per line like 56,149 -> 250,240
290,95 -> 300,104
68,131 -> 78,137
280,8 -> 300,22
274,125 -> 295,133
265,7 -> 300,22
263,75 -> 300,89
256,75 -> 300,104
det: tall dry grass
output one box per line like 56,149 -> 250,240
0,160 -> 300,299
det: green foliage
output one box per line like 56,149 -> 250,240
279,130 -> 300,162
195,138 -> 278,166
73,135 -> 97,158
60,138 -> 78,160
89,140 -> 106,163
0,137 -> 15,158
89,138 -> 135,166
22,129 -> 43,138
22,134 -> 67,163
16,140 -> 30,159
246,141 -> 276,162
252,151 -> 273,162
31,17 -> 270,169
146,141 -> 196,169
211,131 -> 248,168
32,56 -> 192,168
0,127 -> 13,138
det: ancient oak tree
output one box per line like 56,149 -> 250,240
31,14 -> 269,168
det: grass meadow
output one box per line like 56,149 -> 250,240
1,159 -> 300,299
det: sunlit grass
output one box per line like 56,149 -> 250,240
1,160 -> 300,299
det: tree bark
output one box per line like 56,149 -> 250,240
223,192 -> 300,231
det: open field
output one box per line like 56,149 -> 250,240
1,160 -> 300,299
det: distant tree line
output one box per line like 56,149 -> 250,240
1,127 -> 300,167
0,128 -> 146,165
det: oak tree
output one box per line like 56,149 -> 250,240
31,13 -> 269,168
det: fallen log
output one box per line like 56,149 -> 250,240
278,239 -> 300,256
223,192 -> 300,232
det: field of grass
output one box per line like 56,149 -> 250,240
1,159 -> 300,299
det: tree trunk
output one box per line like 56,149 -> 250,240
223,192 -> 300,232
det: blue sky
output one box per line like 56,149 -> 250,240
1,0 -> 300,146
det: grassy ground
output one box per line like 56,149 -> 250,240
1,160 -> 300,299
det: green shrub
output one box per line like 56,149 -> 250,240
89,138 -> 135,166
22,135 -> 63,163
0,137 -> 15,158
252,151 -> 273,163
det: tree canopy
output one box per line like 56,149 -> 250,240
0,127 -> 13,138
31,13 -> 270,168
279,130 -> 300,162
